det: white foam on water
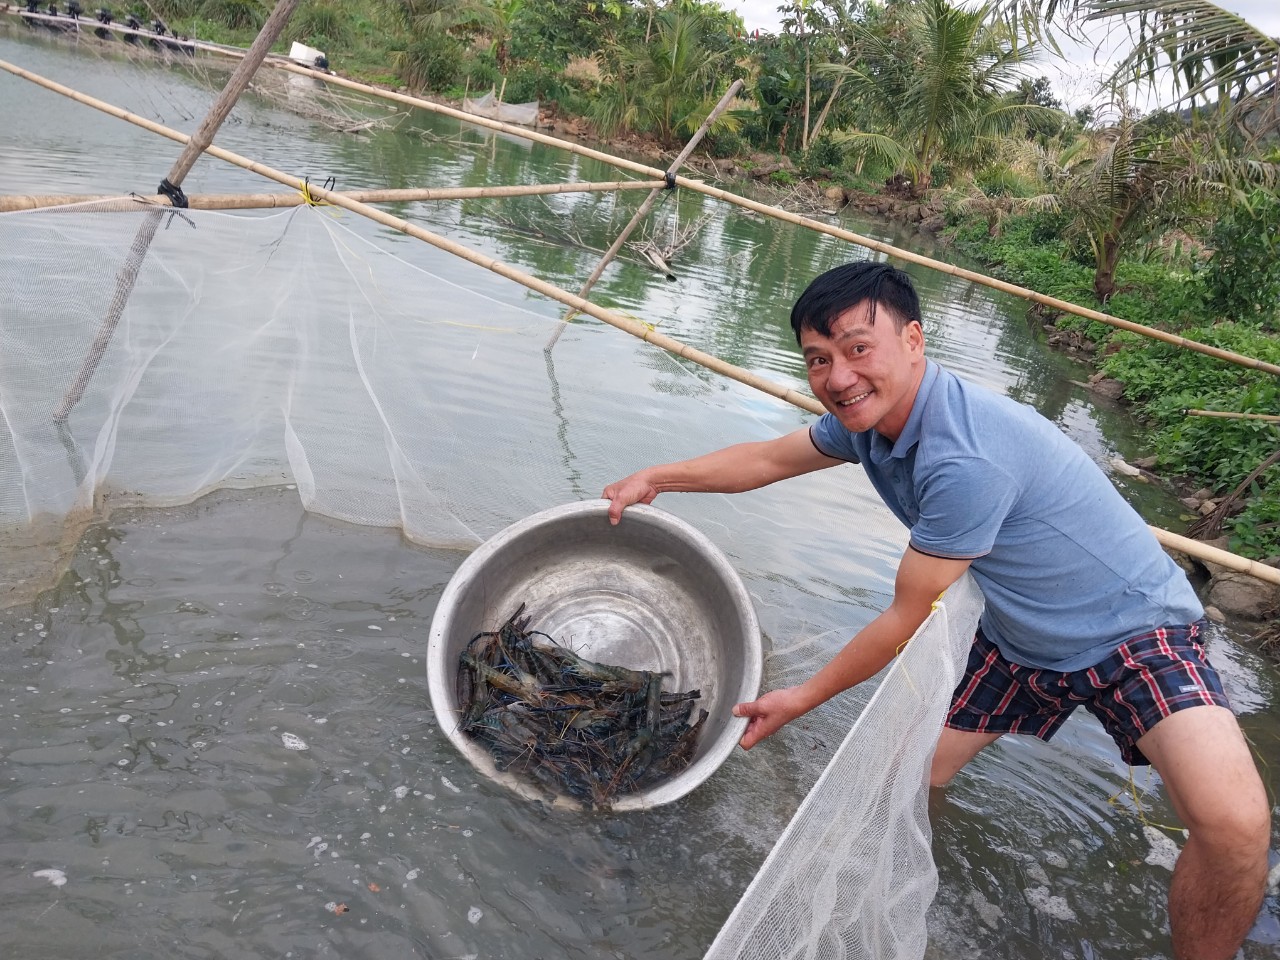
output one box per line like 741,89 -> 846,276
467,906 -> 482,924
1142,825 -> 1181,872
441,776 -> 460,793
33,868 -> 67,887
405,868 -> 420,881
281,733 -> 308,751
967,889 -> 1003,929
394,786 -> 409,800
1023,886 -> 1076,922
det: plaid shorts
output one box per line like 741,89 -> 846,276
945,621 -> 1230,765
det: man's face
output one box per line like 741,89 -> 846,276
800,301 -> 926,440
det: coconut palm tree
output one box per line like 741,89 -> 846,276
393,0 -> 497,35
590,5 -> 740,144
1050,104 -> 1279,300
828,0 -> 1049,195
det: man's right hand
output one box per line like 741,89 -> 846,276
601,472 -> 660,525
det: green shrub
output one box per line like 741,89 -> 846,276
461,52 -> 501,94
501,63 -> 571,107
1200,190 -> 1280,330
198,0 -> 265,30
285,0 -> 349,45
798,136 -> 843,176
396,34 -> 461,92
974,164 -> 1036,198
705,129 -> 745,159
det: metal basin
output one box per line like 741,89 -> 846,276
427,500 -> 762,810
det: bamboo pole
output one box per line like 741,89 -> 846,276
41,0 -> 301,424
547,78 -> 744,350
1185,409 -> 1280,423
5,65 -> 1278,587
1152,529 -> 1280,586
230,59 -> 1280,379
5,7 -> 249,61
0,180 -> 666,213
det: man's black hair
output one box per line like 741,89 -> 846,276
789,261 -> 922,344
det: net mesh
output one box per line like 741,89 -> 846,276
462,90 -> 540,126
704,574 -> 984,960
0,200 -> 979,959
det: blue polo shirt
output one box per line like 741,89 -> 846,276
809,360 -> 1204,671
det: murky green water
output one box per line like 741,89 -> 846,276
2,26 -> 1277,959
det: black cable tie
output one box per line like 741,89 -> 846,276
322,176 -> 336,192
663,171 -> 677,190
157,178 -> 188,209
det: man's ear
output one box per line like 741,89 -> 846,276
905,320 -> 925,355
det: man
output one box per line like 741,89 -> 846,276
602,262 -> 1270,960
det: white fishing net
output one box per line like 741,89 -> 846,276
0,199 -> 979,959
704,574 -> 984,960
463,89 -> 540,126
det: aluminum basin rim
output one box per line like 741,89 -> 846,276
426,499 -> 761,811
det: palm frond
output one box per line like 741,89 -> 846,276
991,0 -> 1278,140
831,130 -> 918,170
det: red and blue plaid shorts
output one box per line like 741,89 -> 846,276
945,621 -> 1230,765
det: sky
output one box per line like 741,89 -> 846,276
722,0 -> 1280,111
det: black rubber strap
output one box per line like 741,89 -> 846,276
157,178 -> 188,209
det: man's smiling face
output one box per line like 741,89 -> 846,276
800,300 -> 926,441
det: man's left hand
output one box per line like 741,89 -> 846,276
733,685 -> 814,750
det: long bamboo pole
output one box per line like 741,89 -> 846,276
1185,409 -> 1280,423
42,0 -> 301,424
1152,529 -> 1280,586
548,79 -> 744,348
230,58 -> 1280,379
5,64 -> 1278,587
0,180 -> 666,213
3,9 -> 236,57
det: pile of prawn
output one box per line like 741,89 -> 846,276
455,604 -> 707,809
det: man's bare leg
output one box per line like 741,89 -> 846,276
1136,705 -> 1271,960
929,726 -> 1003,787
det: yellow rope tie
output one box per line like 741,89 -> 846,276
298,177 -> 333,209
898,590 -> 948,656
1106,765 -> 1181,832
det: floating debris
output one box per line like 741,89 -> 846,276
456,604 -> 706,809
281,732 -> 308,751
33,868 -> 67,887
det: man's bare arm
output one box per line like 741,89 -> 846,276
734,546 -> 974,749
602,427 -> 841,523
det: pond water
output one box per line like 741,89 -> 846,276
1,26 -> 1277,960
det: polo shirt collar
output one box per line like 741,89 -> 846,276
885,358 -> 938,459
